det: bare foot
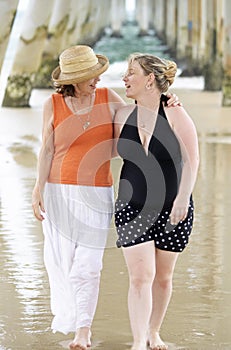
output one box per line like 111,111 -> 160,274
69,327 -> 91,350
148,331 -> 168,350
131,340 -> 147,350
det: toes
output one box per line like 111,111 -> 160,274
69,343 -> 87,350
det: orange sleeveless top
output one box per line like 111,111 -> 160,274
48,88 -> 113,186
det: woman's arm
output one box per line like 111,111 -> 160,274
32,96 -> 54,221
165,105 -> 200,225
107,88 -> 126,119
112,104 -> 136,158
107,88 -> 127,157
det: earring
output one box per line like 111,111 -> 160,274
146,84 -> 151,90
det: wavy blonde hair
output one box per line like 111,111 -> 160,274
128,53 -> 177,93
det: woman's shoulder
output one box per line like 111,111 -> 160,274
43,95 -> 53,108
118,103 -> 136,113
43,93 -> 62,109
163,102 -> 197,133
105,87 -> 126,104
114,103 -> 136,124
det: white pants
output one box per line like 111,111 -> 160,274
42,183 -> 114,334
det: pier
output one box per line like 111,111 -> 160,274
0,0 -> 231,107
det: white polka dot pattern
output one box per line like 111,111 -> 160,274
114,199 -> 194,252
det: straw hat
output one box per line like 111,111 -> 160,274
51,45 -> 109,85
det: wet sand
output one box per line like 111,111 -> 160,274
0,86 -> 231,350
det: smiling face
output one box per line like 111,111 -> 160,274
123,60 -> 150,99
73,76 -> 101,96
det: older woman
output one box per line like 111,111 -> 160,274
32,45 -> 180,350
114,54 -> 199,350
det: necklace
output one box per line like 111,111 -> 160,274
138,105 -> 159,130
70,95 -> 93,130
78,115 -> 91,131
140,121 -> 146,129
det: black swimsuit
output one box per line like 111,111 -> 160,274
115,95 -> 194,252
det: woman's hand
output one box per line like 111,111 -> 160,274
166,92 -> 183,107
32,186 -> 45,221
169,195 -> 189,226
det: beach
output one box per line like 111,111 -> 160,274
0,85 -> 231,350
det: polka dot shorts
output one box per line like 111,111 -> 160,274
114,198 -> 194,252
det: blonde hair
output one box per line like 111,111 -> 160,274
128,53 -> 177,93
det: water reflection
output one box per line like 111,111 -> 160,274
167,140 -> 231,349
0,117 -> 231,349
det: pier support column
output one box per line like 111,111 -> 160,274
34,0 -> 71,88
176,0 -> 188,60
136,0 -> 150,36
110,0 -> 125,37
181,0 -> 195,75
0,0 -> 19,71
182,0 -> 206,76
222,0 -> 231,106
165,0 -> 176,52
2,0 -> 54,107
198,0 -> 207,64
152,0 -> 166,40
204,0 -> 223,91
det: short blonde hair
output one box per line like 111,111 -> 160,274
128,53 -> 177,93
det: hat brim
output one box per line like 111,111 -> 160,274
51,54 -> 109,85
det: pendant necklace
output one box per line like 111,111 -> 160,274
80,115 -> 91,131
138,105 -> 159,131
71,95 -> 93,131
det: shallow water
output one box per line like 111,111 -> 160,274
0,97 -> 231,350
94,22 -> 170,64
1,18 -> 231,349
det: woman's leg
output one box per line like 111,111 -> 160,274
43,184 -> 111,345
68,245 -> 104,350
148,249 -> 179,349
122,241 -> 156,350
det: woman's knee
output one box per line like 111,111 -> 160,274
71,246 -> 104,279
129,269 -> 155,289
155,270 -> 173,289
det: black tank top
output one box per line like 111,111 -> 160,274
117,95 -> 182,212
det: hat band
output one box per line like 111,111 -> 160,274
60,57 -> 99,73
